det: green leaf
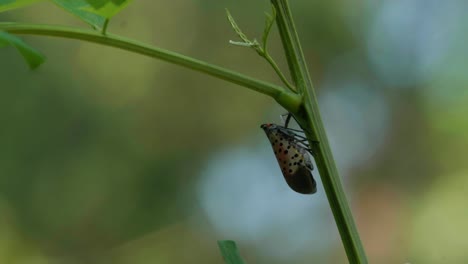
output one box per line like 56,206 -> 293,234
262,5 -> 276,50
0,0 -> 42,13
81,0 -> 133,19
52,0 -> 106,29
217,240 -> 247,264
225,9 -> 250,44
0,31 -> 45,69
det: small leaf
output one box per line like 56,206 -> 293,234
52,0 -> 106,29
81,0 -> 133,19
0,31 -> 45,69
262,5 -> 276,50
0,0 -> 42,13
217,240 -> 247,264
229,40 -> 255,47
225,9 -> 251,44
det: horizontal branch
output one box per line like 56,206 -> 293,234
0,22 -> 301,111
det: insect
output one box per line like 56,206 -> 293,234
261,115 -> 317,194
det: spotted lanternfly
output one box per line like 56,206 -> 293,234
261,123 -> 317,194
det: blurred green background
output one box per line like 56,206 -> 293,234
1,0 -> 468,263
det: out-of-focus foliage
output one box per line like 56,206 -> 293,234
217,240 -> 246,264
82,0 -> 133,19
1,0 -> 467,263
0,31 -> 45,68
0,0 -> 41,13
52,0 -> 106,29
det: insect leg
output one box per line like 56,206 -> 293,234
283,127 -> 306,134
283,113 -> 293,128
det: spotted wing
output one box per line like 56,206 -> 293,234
263,127 -> 316,194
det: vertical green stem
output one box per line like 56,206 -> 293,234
271,0 -> 368,263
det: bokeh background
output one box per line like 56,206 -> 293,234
1,0 -> 468,263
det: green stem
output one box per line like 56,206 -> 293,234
101,18 -> 109,35
0,22 -> 301,112
262,51 -> 295,92
271,1 -> 368,263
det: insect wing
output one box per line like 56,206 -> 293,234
261,124 -> 317,194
